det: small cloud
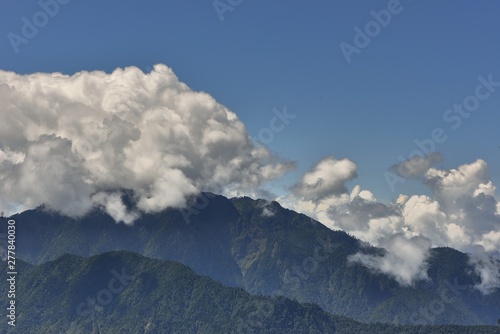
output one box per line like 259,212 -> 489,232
348,234 -> 432,286
477,230 -> 500,253
92,192 -> 139,225
261,207 -> 275,217
257,200 -> 275,217
291,156 -> 357,202
469,255 -> 500,295
389,152 -> 443,179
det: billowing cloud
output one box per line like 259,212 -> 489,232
5,135 -> 95,217
291,156 -> 357,202
282,158 -> 500,292
0,65 -> 294,220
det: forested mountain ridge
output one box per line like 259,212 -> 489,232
0,251 -> 499,333
1,192 -> 499,326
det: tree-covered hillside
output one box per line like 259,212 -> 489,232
0,252 -> 499,334
1,192 -> 499,326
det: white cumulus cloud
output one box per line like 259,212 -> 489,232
0,65 -> 294,221
282,157 -> 500,293
291,156 -> 357,202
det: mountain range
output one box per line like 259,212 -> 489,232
1,192 -> 499,331
0,251 -> 499,333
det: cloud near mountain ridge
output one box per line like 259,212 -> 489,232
284,157 -> 500,293
0,64 -> 294,220
0,64 -> 498,293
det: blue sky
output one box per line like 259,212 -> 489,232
1,0 -> 499,202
